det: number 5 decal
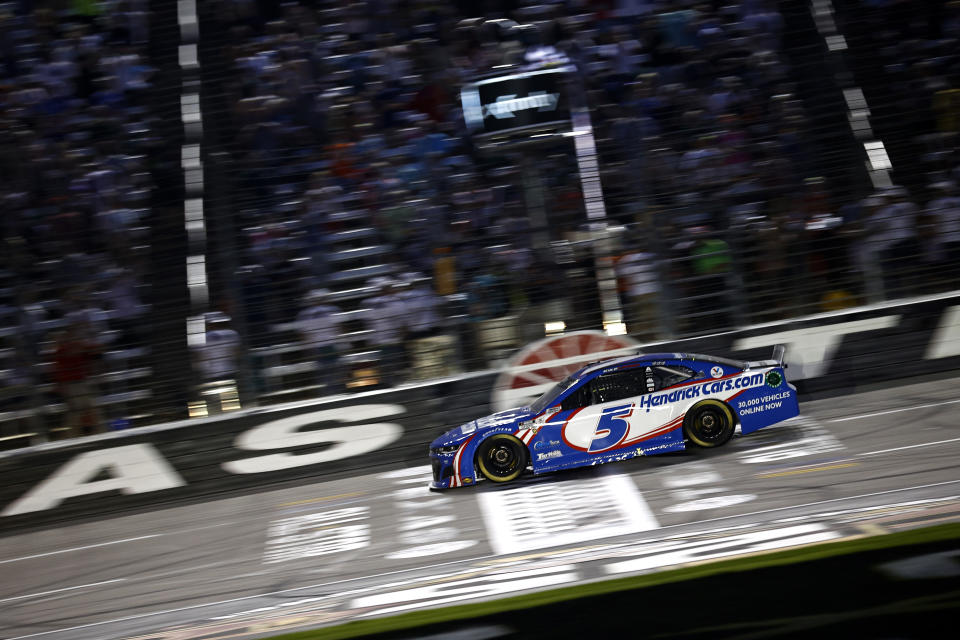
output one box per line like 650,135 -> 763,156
589,403 -> 633,453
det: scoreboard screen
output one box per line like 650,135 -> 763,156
461,66 -> 576,138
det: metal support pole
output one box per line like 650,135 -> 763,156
570,108 -> 624,335
521,153 -> 550,251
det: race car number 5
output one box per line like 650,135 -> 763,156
589,404 -> 634,453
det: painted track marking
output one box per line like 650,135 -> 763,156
2,551 -> 512,640
0,521 -> 237,565
0,535 -> 161,565
646,479 -> 960,534
478,473 -> 658,555
0,579 -> 126,604
278,492 -> 366,507
859,437 -> 960,457
8,479 -> 960,640
756,462 -> 860,478
827,398 -> 960,422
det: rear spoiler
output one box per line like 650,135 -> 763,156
747,344 -> 787,369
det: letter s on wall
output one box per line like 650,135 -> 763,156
223,404 -> 405,474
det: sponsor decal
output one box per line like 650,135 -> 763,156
519,424 -> 544,437
634,373 -> 765,413
710,366 -> 724,379
699,372 -> 765,396
642,443 -> 676,454
534,440 -> 561,450
536,450 -> 562,461
766,370 -> 783,388
736,391 -> 792,415
461,422 -> 477,435
638,386 -> 700,410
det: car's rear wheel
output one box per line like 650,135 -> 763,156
476,434 -> 527,483
684,400 -> 735,448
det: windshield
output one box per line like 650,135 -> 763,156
529,375 -> 579,414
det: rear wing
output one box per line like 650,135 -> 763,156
747,344 -> 787,369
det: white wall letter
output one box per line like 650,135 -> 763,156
733,316 -> 899,379
223,404 -> 404,474
925,305 -> 960,359
2,444 -> 186,516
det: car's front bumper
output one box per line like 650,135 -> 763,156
428,452 -> 475,489
429,455 -> 453,489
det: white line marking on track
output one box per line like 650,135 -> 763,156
0,535 -> 161,565
827,398 -> 960,422
2,552 -> 505,639
647,479 -> 960,533
603,524 -> 840,575
0,579 -> 126,604
770,496 -> 959,523
0,521 -> 236,566
859,437 -> 960,457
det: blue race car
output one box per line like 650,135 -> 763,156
429,347 -> 797,489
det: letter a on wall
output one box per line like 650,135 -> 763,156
2,444 -> 186,516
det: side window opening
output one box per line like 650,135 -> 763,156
560,384 -> 590,411
591,370 -> 646,405
653,365 -> 697,390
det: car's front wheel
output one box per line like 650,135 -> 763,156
684,400 -> 735,448
476,434 -> 527,483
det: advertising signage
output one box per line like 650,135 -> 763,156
461,65 -> 576,138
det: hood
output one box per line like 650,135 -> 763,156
432,406 -> 535,447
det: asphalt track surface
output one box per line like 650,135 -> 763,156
2,376 -> 960,640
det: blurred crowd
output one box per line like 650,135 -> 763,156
836,0 -> 960,296
0,1 -> 154,441
206,0 -> 870,393
196,0 -> 960,395
2,1 -> 960,439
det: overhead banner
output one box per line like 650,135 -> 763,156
1,293 -> 958,533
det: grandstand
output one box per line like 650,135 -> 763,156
1,0 -> 957,447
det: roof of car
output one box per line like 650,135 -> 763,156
574,351 -> 748,379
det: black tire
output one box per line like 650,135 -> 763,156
476,434 -> 528,483
684,400 -> 735,448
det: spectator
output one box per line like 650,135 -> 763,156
102,266 -> 145,348
689,227 -> 733,328
363,278 -> 408,387
398,272 -> 440,340
616,239 -> 662,341
295,288 -> 344,393
52,320 -> 103,437
927,181 -> 960,282
870,187 -> 920,297
0,340 -> 45,442
190,313 -> 242,413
